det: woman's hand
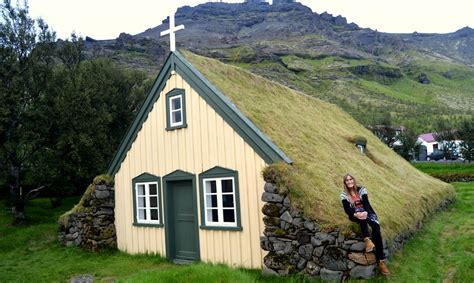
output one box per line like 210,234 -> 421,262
354,211 -> 368,220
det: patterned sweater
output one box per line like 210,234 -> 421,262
340,186 -> 377,222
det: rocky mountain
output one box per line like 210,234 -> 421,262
83,1 -> 474,131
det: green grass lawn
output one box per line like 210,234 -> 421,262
413,162 -> 474,175
0,182 -> 472,282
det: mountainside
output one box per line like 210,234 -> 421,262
83,2 -> 474,131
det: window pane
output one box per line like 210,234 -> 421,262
222,179 -> 233,193
206,195 -> 217,208
171,97 -> 181,110
222,194 -> 234,208
150,209 -> 159,220
205,180 -> 217,194
149,184 -> 157,195
137,184 -> 145,195
223,209 -> 235,223
150,196 -> 158,208
138,196 -> 146,208
172,111 -> 182,124
207,209 -> 219,222
138,209 -> 146,220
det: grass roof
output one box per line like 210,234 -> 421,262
183,51 -> 454,241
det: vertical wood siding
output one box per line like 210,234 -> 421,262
114,74 -> 267,268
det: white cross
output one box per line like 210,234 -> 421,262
160,12 -> 184,52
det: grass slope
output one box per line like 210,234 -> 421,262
183,51 -> 453,240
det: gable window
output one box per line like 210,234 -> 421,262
132,173 -> 163,227
199,167 -> 242,230
166,88 -> 187,130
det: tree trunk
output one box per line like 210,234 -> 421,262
10,165 -> 25,221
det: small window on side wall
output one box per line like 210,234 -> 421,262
199,167 -> 242,231
132,173 -> 163,227
166,88 -> 187,130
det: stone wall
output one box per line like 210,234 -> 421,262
260,182 -> 388,280
58,175 -> 116,251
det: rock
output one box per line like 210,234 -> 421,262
298,244 -> 314,260
289,207 -> 301,218
293,217 -> 303,227
350,264 -> 376,279
74,235 -> 82,246
312,246 -> 325,258
95,208 -> 114,216
280,211 -> 293,223
264,253 -> 290,270
305,261 -> 321,276
261,237 -> 271,251
350,242 -> 366,252
70,274 -> 94,283
320,247 -> 346,271
347,252 -> 376,265
337,233 -> 345,244
95,185 -> 108,191
262,192 -> 284,203
262,267 -> 278,276
264,183 -> 278,193
283,196 -> 291,207
262,203 -> 281,217
320,268 -> 343,281
263,216 -> 281,227
66,232 -> 79,240
264,227 -> 287,237
297,258 -> 307,270
273,240 -> 287,253
347,260 -> 357,269
311,232 -> 336,246
304,220 -> 315,231
417,73 -> 430,84
94,189 -> 110,199
296,231 -> 311,245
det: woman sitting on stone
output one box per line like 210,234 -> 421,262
340,173 -> 390,275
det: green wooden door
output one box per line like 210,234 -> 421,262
168,180 -> 199,261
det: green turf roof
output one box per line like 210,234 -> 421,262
182,50 -> 454,240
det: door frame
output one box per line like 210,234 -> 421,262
163,169 -> 200,261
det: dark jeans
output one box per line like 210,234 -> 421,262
354,217 -> 385,261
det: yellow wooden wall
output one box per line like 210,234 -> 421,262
114,73 -> 268,268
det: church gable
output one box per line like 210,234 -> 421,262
107,51 -> 291,176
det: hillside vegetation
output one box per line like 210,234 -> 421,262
183,51 -> 454,240
229,49 -> 474,132
85,2 -> 474,133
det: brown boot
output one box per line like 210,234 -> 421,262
364,237 -> 375,253
378,260 -> 391,275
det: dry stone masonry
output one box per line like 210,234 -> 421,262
260,182 -> 387,280
58,175 -> 116,251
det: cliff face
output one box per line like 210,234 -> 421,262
82,2 -> 473,132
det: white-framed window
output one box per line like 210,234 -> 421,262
135,182 -> 160,224
203,177 -> 237,227
169,94 -> 183,127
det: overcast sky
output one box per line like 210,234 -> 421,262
27,0 -> 474,40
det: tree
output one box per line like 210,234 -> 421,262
458,119 -> 474,162
0,0 -> 56,220
369,112 -> 398,148
434,119 -> 457,160
393,128 -> 421,161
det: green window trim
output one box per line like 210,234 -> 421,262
166,88 -> 187,131
132,172 -> 163,227
163,170 -> 201,260
199,166 -> 242,231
